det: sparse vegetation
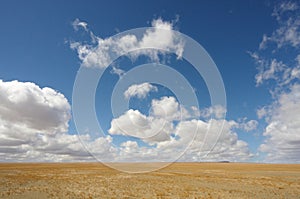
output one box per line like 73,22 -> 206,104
0,163 -> 299,199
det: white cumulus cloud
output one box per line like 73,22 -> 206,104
124,82 -> 157,99
70,18 -> 185,68
259,84 -> 300,163
109,109 -> 173,143
0,80 -> 70,136
0,80 -> 116,162
108,95 -> 253,162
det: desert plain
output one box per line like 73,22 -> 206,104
0,162 -> 299,199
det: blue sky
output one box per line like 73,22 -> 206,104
0,0 -> 300,166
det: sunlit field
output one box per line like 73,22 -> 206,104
0,163 -> 299,198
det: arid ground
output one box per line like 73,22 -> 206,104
0,162 -> 299,198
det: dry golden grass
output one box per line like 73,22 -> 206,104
0,162 -> 299,198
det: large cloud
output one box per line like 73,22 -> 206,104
108,96 -> 253,162
259,84 -> 300,163
70,18 -> 185,68
0,80 -> 70,136
112,118 -> 253,162
0,80 -> 114,162
177,119 -> 252,162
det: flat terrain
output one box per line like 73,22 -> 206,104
0,163 -> 299,198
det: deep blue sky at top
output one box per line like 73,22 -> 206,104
0,0 -> 277,145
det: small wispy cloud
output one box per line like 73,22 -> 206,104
260,2 -> 300,49
111,65 -> 125,78
72,18 -> 88,31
